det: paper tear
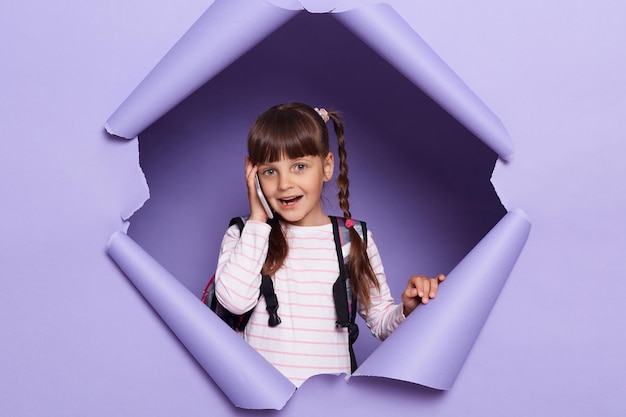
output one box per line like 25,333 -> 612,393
352,210 -> 531,389
265,0 -> 388,13
107,231 -> 296,410
104,0 -> 529,408
105,1 -> 513,162
105,0 -> 298,139
120,221 -> 130,234
120,165 -> 149,222
103,132 -> 150,221
491,158 -> 514,212
334,3 -> 515,161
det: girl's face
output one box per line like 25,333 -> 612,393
257,153 -> 334,226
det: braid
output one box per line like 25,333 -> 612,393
332,113 -> 351,219
262,216 -> 288,276
328,111 -> 380,311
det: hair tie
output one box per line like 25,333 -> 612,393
314,107 -> 330,123
345,219 -> 355,229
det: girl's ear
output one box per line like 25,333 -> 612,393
323,152 -> 334,182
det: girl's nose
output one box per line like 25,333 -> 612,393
277,173 -> 294,190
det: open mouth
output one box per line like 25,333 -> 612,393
278,196 -> 302,207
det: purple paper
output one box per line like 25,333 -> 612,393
5,0 -> 625,415
106,0 -> 513,164
334,4 -> 515,161
107,231 -> 295,410
106,0 -> 521,408
353,209 -> 531,389
105,0 -> 298,139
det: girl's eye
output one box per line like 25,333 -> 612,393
294,164 -> 306,171
262,169 -> 275,176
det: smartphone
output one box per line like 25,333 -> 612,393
254,174 -> 274,219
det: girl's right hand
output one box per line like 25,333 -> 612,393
245,156 -> 270,223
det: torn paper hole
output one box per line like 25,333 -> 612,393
105,0 -> 530,410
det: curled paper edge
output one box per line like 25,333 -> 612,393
352,209 -> 531,390
107,231 -> 296,410
105,0 -> 299,139
105,0 -> 513,165
333,3 -> 515,161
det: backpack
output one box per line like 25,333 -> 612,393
201,215 -> 367,372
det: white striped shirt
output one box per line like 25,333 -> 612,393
215,219 -> 404,386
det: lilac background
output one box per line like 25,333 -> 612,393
1,1 -> 625,416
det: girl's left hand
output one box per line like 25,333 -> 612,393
401,274 -> 445,316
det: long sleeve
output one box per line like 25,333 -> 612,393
359,231 -> 405,340
214,220 -> 271,314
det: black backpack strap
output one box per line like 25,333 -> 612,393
331,216 -> 351,328
330,216 -> 367,372
209,216 -> 281,329
260,274 -> 281,327
228,216 -> 246,231
232,216 -> 281,327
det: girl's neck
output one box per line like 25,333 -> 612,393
282,214 -> 331,228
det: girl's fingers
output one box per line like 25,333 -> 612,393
404,274 -> 446,315
245,157 -> 256,181
421,279 -> 431,304
429,278 -> 439,298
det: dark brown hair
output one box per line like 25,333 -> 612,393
247,103 -> 380,310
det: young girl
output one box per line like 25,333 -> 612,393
214,103 -> 444,386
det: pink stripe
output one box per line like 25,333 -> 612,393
239,240 -> 265,253
287,242 -> 334,249
282,265 -> 338,275
272,362 -> 348,372
285,257 -> 336,265
368,303 -> 396,330
215,283 -> 255,303
239,226 -> 270,240
286,233 -> 333,242
220,269 -> 257,286
276,289 -> 333,298
247,333 -> 347,346
226,250 -> 264,267
217,279 -> 257,299
276,274 -> 337,285
247,318 -> 340,332
255,347 -> 350,359
251,310 -> 337,322
279,300 -> 336,309
369,285 -> 391,298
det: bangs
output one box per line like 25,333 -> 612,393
248,105 -> 329,164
